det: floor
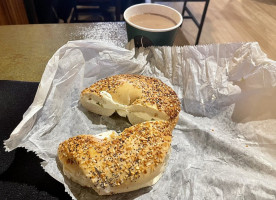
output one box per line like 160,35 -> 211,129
153,0 -> 276,60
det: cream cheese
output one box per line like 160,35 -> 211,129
85,91 -> 167,124
100,91 -> 166,123
100,91 -> 128,117
94,130 -> 118,140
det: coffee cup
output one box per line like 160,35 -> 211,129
124,3 -> 183,47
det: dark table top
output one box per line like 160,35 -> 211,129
0,80 -> 71,199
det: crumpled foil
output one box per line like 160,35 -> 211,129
5,40 -> 276,199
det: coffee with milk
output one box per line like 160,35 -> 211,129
129,13 -> 177,29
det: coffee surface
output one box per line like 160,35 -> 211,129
129,13 -> 176,29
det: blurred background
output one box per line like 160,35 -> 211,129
0,0 -> 275,59
0,0 -> 145,24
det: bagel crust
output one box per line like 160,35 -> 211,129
80,74 -> 181,127
58,121 -> 172,195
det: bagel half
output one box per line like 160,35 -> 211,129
58,121 -> 172,195
80,74 -> 180,129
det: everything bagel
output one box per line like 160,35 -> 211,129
58,121 -> 172,195
58,74 -> 181,195
80,74 -> 181,129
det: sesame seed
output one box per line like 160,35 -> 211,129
58,121 -> 172,189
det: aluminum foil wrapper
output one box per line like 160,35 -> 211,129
5,40 -> 276,199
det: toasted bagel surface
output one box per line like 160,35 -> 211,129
58,121 -> 172,195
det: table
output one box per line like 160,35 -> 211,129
0,22 -> 188,199
0,22 -> 188,82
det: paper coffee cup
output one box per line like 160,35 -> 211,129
124,3 -> 183,47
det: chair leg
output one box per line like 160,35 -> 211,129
180,0 -> 187,27
195,0 -> 210,45
182,1 -> 187,16
74,5 -> 79,22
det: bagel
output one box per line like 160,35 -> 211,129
58,121 -> 172,195
80,74 -> 181,129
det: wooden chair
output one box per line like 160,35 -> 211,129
151,0 -> 210,45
